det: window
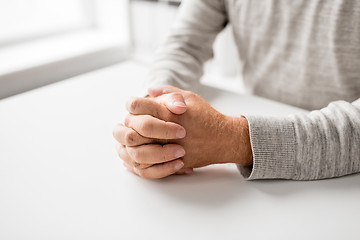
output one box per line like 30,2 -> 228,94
0,0 -> 130,99
0,0 -> 92,46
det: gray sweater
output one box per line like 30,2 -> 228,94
147,0 -> 360,180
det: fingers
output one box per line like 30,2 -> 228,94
156,93 -> 187,115
125,159 -> 185,179
126,92 -> 187,116
147,85 -> 183,97
124,114 -> 186,139
174,168 -> 194,175
113,123 -> 154,147
119,85 -> 189,180
126,97 -> 168,117
117,143 -> 193,179
126,144 -> 185,164
116,143 -> 151,169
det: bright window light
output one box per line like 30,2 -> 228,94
0,0 -> 92,45
0,0 -> 130,99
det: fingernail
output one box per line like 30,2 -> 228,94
175,148 -> 185,158
174,161 -> 184,171
173,101 -> 186,108
176,128 -> 186,138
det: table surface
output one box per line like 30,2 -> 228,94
1,61 -> 359,240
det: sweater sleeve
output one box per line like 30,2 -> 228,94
146,0 -> 228,91
238,98 -> 360,180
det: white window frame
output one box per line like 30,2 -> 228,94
0,0 -> 131,99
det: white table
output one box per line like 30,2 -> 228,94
1,61 -> 359,240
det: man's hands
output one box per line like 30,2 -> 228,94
113,86 -> 253,179
113,90 -> 191,179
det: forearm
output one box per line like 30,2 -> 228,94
290,100 -> 360,180
241,99 -> 360,180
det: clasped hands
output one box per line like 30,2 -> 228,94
113,86 -> 253,179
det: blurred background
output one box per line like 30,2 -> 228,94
0,0 -> 243,99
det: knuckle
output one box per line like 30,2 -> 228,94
171,92 -> 183,99
153,105 -> 161,119
124,114 -> 131,127
150,100 -> 162,118
133,161 -> 141,168
129,148 -> 141,163
140,121 -> 153,136
132,151 -> 140,162
187,92 -> 195,98
184,91 -> 196,99
135,168 -> 149,179
124,130 -> 136,145
138,163 -> 150,169
164,122 -> 175,139
161,145 -> 171,162
129,98 -> 139,112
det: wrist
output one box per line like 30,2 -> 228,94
226,116 -> 253,166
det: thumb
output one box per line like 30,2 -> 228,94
148,85 -> 183,97
156,92 -> 187,115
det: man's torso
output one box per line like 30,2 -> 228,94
226,0 -> 360,109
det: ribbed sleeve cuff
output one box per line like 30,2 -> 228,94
237,116 -> 297,180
